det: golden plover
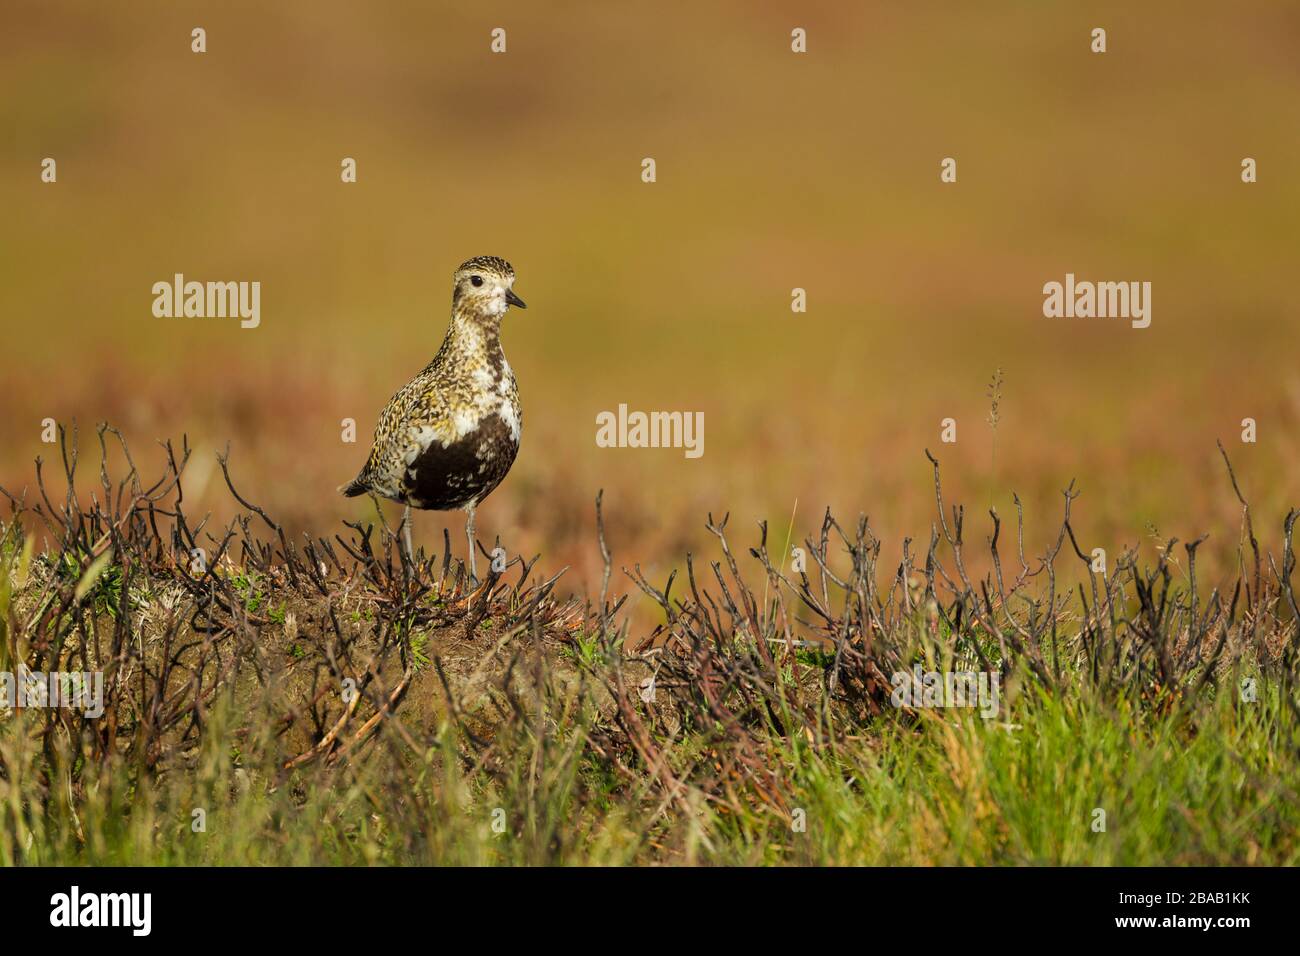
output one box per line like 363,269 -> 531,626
341,256 -> 526,579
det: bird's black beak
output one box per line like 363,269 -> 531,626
506,289 -> 527,310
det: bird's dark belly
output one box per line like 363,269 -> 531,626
403,414 -> 518,511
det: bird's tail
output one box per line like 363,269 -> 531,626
339,474 -> 370,497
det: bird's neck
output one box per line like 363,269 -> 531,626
436,311 -> 503,367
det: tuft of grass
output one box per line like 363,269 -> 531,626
0,425 -> 1296,866
986,366 -> 1004,506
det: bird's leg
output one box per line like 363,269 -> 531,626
465,504 -> 477,584
401,504 -> 414,564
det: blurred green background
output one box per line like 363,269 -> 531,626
3,1 -> 1299,590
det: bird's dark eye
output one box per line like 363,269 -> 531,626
470,275 -> 483,287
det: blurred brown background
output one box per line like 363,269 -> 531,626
3,1 -> 1299,595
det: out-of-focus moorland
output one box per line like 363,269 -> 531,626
2,1 -> 1299,595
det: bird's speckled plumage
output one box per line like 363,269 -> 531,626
341,256 -> 524,513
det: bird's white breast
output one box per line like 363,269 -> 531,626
499,401 -> 520,442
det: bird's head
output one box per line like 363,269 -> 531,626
452,256 -> 526,321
